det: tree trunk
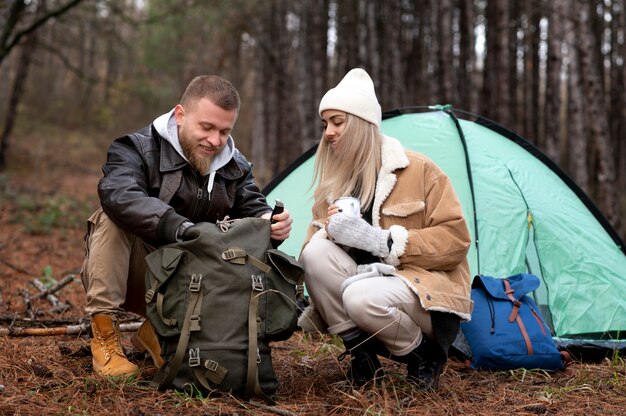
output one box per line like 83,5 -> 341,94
611,0 -> 626,226
437,0 -> 454,105
379,0 -> 402,110
563,0 -> 588,192
483,0 -> 510,124
414,0 -> 425,105
545,0 -> 565,163
270,0 -> 288,176
389,1 -> 403,109
0,0 -> 27,65
459,0 -> 476,112
251,7 -> 269,183
0,30 -> 36,171
312,0 -> 329,85
620,0 -> 626,224
295,0 -> 328,155
576,0 -> 619,229
523,1 -> 541,144
402,0 -> 424,106
612,0 -> 626,241
365,0 -> 379,80
335,0 -> 358,75
508,0 -> 521,134
424,0 -> 436,104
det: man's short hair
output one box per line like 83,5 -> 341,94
180,75 -> 240,111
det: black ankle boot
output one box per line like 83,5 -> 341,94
394,338 -> 445,391
341,333 -> 384,386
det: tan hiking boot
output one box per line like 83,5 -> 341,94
90,314 -> 139,376
131,319 -> 165,369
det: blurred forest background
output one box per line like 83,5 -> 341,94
1,0 -> 625,240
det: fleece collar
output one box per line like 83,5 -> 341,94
372,135 -> 408,227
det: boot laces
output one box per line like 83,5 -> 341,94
96,327 -> 125,359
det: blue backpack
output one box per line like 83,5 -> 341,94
460,274 -> 565,371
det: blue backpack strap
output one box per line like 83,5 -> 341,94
503,279 -> 533,355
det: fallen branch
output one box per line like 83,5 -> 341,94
32,274 -> 76,300
0,258 -> 37,276
0,321 -> 142,337
20,288 -> 34,319
0,316 -> 82,326
31,278 -> 70,312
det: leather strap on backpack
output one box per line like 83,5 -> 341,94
503,279 -> 534,355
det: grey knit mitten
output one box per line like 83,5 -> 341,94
356,262 -> 396,276
327,214 -> 390,257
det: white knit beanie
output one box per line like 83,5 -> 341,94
319,68 -> 382,128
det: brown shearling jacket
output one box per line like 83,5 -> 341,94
302,135 -> 473,320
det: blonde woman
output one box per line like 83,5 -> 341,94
299,68 -> 472,390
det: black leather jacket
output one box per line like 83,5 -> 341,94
98,125 -> 271,246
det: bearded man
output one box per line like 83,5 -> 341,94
80,75 -> 292,376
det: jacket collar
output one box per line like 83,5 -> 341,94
156,124 -> 187,172
372,135 -> 409,226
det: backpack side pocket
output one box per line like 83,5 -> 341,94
261,249 -> 305,341
144,247 -> 187,338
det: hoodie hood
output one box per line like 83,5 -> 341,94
153,109 -> 236,176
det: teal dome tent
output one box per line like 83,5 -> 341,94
263,107 -> 626,358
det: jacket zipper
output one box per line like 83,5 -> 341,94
190,174 -> 209,220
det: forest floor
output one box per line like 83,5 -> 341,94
0,127 -> 625,415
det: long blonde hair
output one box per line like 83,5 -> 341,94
311,114 -> 382,219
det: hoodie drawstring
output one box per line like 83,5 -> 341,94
207,171 -> 216,201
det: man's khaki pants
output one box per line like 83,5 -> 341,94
80,209 -> 154,317
300,238 -> 433,356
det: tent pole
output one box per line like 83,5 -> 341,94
445,108 -> 481,275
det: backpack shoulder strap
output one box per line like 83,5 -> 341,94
503,279 -> 533,355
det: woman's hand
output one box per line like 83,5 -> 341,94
327,203 -> 341,217
325,204 -> 341,235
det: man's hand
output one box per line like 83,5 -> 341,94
262,209 -> 292,242
176,221 -> 195,242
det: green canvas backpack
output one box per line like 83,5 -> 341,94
143,217 -> 304,401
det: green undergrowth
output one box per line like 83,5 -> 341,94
1,174 -> 95,235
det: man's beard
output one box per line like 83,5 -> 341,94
181,139 -> 215,174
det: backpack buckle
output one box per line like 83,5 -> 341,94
251,274 -> 264,291
189,274 -> 203,292
204,359 -> 219,372
188,348 -> 201,367
189,315 -> 202,331
222,248 -> 247,264
144,288 -> 155,303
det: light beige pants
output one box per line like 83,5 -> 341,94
300,238 -> 433,356
80,209 -> 154,317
